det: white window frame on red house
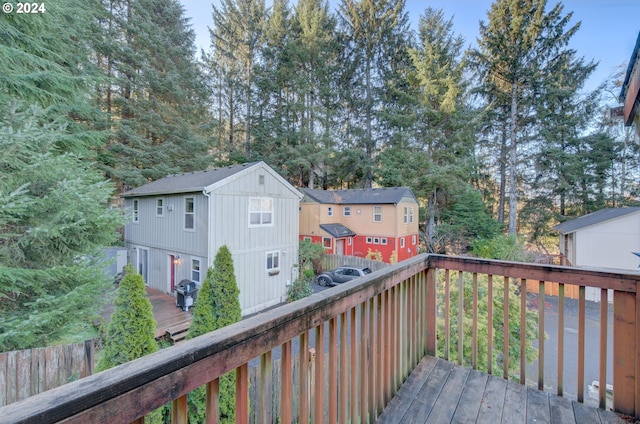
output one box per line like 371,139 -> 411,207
323,237 -> 332,249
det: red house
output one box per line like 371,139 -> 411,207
299,187 -> 420,263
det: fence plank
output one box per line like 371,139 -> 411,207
0,341 -> 92,407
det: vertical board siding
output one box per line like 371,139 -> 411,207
0,341 -> 93,407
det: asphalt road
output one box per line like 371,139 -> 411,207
525,293 -> 613,408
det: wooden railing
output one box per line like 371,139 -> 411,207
2,254 -> 640,423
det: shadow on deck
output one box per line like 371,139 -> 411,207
377,356 -> 630,424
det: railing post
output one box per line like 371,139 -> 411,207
613,289 -> 637,417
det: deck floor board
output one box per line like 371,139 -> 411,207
377,356 -> 629,424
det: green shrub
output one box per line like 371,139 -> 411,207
287,277 -> 313,302
186,245 -> 241,423
96,265 -> 157,371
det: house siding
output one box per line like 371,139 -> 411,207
122,162 -> 302,315
299,192 -> 420,263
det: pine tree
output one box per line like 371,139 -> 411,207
97,266 -> 157,371
0,103 -> 123,351
337,0 -> 409,187
95,0 -> 211,191
187,245 -> 241,423
470,0 -> 584,235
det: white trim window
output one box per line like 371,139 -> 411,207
409,207 -> 415,224
366,237 -> 373,244
132,199 -> 139,223
412,235 -> 417,245
266,251 -> 280,273
343,206 -> 351,217
400,237 -> 405,248
249,197 -> 273,226
373,206 -> 382,222
184,197 -> 195,230
323,237 -> 332,249
403,206 -> 408,224
156,198 -> 164,217
381,238 -> 387,245
328,206 -> 333,216
191,258 -> 201,283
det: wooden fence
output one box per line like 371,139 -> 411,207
0,340 -> 94,407
321,254 -> 388,273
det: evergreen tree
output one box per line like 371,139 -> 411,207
337,0 -> 409,187
0,0 -> 109,151
209,0 -> 266,162
96,0 -> 211,191
97,265 -> 157,371
470,0 -> 582,235
378,8 -> 484,253
187,245 -> 241,423
0,103 -> 123,351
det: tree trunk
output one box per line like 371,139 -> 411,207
498,119 -> 507,224
508,82 -> 518,235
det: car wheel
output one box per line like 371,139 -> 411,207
318,276 -> 331,287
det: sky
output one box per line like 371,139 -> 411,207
180,0 -> 639,96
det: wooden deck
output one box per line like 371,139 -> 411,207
101,287 -> 193,343
377,356 -> 630,424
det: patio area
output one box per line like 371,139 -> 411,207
101,287 -> 193,343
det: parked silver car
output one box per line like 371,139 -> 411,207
317,266 -> 372,287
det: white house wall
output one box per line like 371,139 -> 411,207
207,164 -> 301,315
574,213 -> 640,271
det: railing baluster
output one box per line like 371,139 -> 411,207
578,286 -> 585,403
538,281 -> 545,391
599,288 -> 608,410
426,268 -> 437,356
171,394 -> 187,424
557,283 -> 565,396
299,333 -> 309,424
281,341 -> 292,424
329,317 -> 338,423
339,312 -> 348,424
350,307 -> 358,424
503,276 -> 509,380
445,269 -> 451,362
260,351 -> 273,424
369,296 -> 376,419
378,292 -> 386,412
520,278 -> 527,385
314,324 -> 324,424
236,363 -> 249,424
458,271 -> 464,365
472,273 -> 478,370
360,301 -> 369,423
487,275 -> 493,375
206,377 -> 220,424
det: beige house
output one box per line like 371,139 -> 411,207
299,187 -> 420,263
555,207 -> 640,301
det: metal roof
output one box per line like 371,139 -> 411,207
300,187 -> 417,205
554,207 -> 640,234
121,162 -> 262,197
320,223 -> 356,238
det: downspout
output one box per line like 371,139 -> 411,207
203,188 -> 212,270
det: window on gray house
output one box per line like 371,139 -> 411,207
184,197 -> 194,230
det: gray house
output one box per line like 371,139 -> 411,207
121,162 -> 303,316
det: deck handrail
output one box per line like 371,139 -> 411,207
2,254 -> 640,423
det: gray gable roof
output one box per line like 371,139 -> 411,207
300,187 -> 417,205
121,162 -> 261,197
554,207 -> 640,234
320,223 -> 356,238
